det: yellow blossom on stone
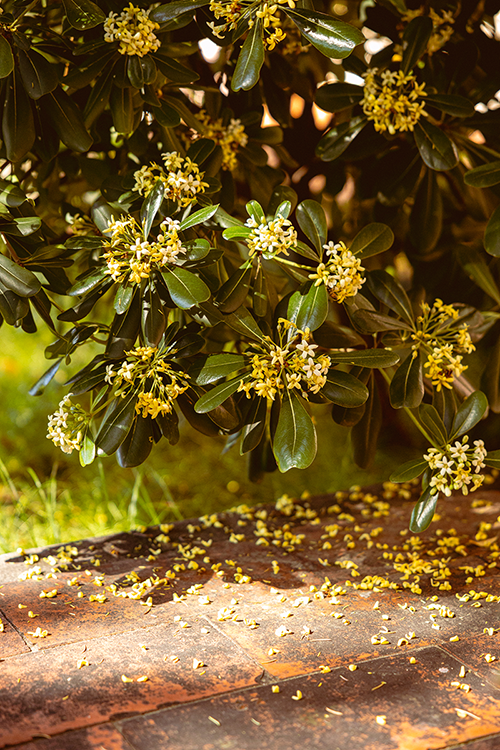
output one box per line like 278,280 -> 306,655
362,68 -> 427,135
103,4 -> 161,57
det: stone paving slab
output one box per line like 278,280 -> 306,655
1,481 -> 500,748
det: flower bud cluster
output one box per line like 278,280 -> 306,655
103,3 -> 161,57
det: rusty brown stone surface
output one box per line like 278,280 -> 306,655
1,483 -> 500,749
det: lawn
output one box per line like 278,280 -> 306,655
0,325 -> 412,553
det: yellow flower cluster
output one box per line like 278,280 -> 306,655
105,346 -> 190,419
237,319 -> 331,401
133,152 -> 208,207
309,241 -> 365,303
207,0 -> 295,50
411,299 -> 475,392
362,69 -> 427,135
424,436 -> 487,497
68,214 -> 95,236
47,394 -> 89,455
192,111 -> 248,171
245,214 -> 297,259
103,3 -> 161,57
102,216 -> 185,284
402,7 -> 455,55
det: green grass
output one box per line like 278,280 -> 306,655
0,326 -> 412,553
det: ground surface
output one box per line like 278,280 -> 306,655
1,480 -> 500,749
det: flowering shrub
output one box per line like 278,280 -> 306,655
1,0 -> 500,532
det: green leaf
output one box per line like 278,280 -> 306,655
465,160 -> 500,188
83,65 -> 115,128
141,179 -> 165,239
449,391 -> 488,441
232,20 -> 265,92
68,267 -> 108,297
0,216 -> 41,236
222,226 -> 252,240
484,205 -> 500,257
0,36 -> 14,79
80,432 -> 96,467
151,100 -> 182,128
117,415 -> 155,468
241,397 -> 267,455
223,306 -> 265,342
414,119 -> 458,172
162,267 -> 211,309
142,283 -> 166,347
62,0 -> 106,29
390,457 -> 428,483
316,116 -> 367,162
409,168 -> 442,254
109,85 -> 135,135
28,359 -> 62,397
481,334 -> 500,413
351,309 -> 412,334
321,370 -> 368,407
456,245 -> 500,305
91,198 -> 120,233
273,389 -> 317,472
366,270 -> 414,325
296,200 -> 326,255
329,348 -> 400,368
127,55 -> 157,89
314,320 -> 365,349
351,375 -> 382,469
409,487 -> 437,533
0,254 -> 41,297
216,264 -> 253,313
485,449 -> 500,471
0,179 -> 26,207
284,8 -> 364,59
0,282 -> 28,325
183,238 -> 211,262
18,49 -> 58,100
179,204 -> 219,231
2,70 -> 35,162
425,94 -> 474,119
95,392 -> 136,455
152,54 -> 199,84
195,374 -> 245,413
315,82 -> 363,113
287,281 -> 328,332
389,350 -> 423,409
46,89 -> 93,152
114,284 -> 134,315
193,353 -> 247,385
150,0 -> 210,26
253,264 -> 268,318
350,223 -> 394,259
401,16 -> 433,75
418,403 -> 447,446
246,200 -> 265,224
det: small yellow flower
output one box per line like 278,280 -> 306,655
104,4 -> 161,57
362,68 -> 427,135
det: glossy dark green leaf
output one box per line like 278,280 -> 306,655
62,0 -> 106,28
414,119 -> 458,172
141,179 -> 164,239
117,415 -> 154,468
127,55 -> 157,89
2,70 -> 35,162
106,292 -> 141,358
142,283 -> 166,347
315,82 -> 363,113
0,36 -> 15,79
389,350 -> 423,409
28,359 -> 62,397
150,0 -> 210,26
193,353 -> 246,385
350,223 -> 394,259
96,392 -> 137,455
152,54 -> 199,84
222,225 -> 252,240
390,457 -> 428,483
68,267 -> 107,297
464,160 -> 500,188
287,281 -> 328,332
195,374 -> 245,413
183,239 -> 211,262
409,487 -> 437,533
313,320 -> 365,349
425,93 -> 474,119
284,8 -> 364,58
485,449 -> 500,470
18,48 -> 58,100
179,204 -> 219,231
162,267 -> 211,309
109,85 -> 135,135
268,186 -> 297,217
329,348 -> 400,368
321,370 -> 368,407
246,200 -> 265,224
83,65 -> 115,128
91,198 -> 120,233
419,403 -> 447,446
409,168 -> 442,254
0,282 -> 28,325
216,264 -> 252,313
456,245 -> 500,305
296,200 -> 326,255
352,309 -> 412,334
79,432 -> 96,467
46,89 -> 93,152
273,388 -> 316,472
401,16 -> 433,75
449,390 -> 488,441
366,270 -> 414,325
156,409 -> 180,445
253,264 -> 267,318
232,21 -> 265,92
241,397 -> 267,455
0,179 -> 26,207
316,116 -> 367,162
0,216 -> 41,237
484,205 -> 500,257
351,375 -> 382,469
151,100 -> 182,128
223,306 -> 265,342
0,254 -> 41,297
